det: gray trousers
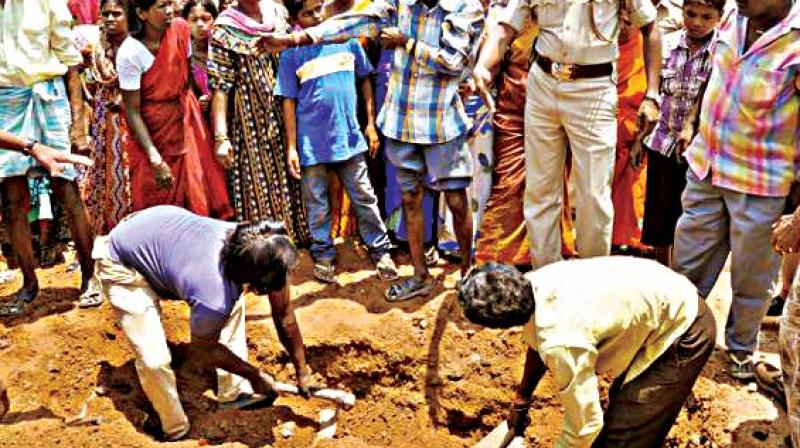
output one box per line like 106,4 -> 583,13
673,169 -> 784,352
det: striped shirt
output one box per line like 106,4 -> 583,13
305,0 -> 485,144
685,4 -> 800,197
645,31 -> 716,157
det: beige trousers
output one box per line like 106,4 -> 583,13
523,63 -> 618,268
92,236 -> 253,439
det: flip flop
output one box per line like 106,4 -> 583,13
375,254 -> 399,281
755,361 -> 787,411
0,296 -> 30,316
313,262 -> 337,284
385,277 -> 434,302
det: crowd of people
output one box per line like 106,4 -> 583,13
1,0 -> 799,444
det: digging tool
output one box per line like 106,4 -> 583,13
219,383 -> 356,410
474,421 -> 526,448
274,382 -> 356,409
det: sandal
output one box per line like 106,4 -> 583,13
0,287 -> 39,316
385,277 -> 434,302
79,289 -> 104,309
313,261 -> 337,284
375,254 -> 399,281
755,361 -> 787,411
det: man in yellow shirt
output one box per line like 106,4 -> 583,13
458,257 -> 716,447
0,0 -> 96,315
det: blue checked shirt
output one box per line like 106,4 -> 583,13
305,0 -> 485,144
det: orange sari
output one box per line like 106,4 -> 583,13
611,32 -> 647,247
126,19 -> 232,219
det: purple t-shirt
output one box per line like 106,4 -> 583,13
109,206 -> 241,340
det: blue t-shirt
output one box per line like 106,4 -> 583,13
275,39 -> 373,167
108,206 -> 241,340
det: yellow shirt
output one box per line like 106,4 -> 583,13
522,257 -> 698,447
0,0 -> 82,87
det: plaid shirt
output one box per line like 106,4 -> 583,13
305,0 -> 485,144
685,4 -> 800,197
644,31 -> 716,157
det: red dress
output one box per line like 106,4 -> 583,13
126,19 -> 233,220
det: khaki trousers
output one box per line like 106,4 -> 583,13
92,236 -> 253,439
523,63 -> 617,268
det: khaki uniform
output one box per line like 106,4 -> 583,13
491,0 -> 657,268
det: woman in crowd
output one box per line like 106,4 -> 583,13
117,0 -> 232,218
182,0 -> 218,113
83,0 -> 133,238
208,0 -> 311,244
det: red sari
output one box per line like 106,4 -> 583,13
126,19 -> 233,219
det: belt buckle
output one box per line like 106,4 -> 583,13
551,62 -> 575,81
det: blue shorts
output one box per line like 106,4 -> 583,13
385,136 -> 472,192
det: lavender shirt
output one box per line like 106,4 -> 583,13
109,206 -> 241,340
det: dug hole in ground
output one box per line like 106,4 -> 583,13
0,244 -> 790,447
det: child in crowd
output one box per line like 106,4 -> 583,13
276,0 -> 397,283
641,0 -> 722,266
182,0 -> 218,113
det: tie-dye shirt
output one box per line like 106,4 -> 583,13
684,4 -> 800,197
305,0 -> 485,145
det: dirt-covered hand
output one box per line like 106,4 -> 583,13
252,371 -> 278,397
152,160 -> 174,190
296,372 -> 313,399
773,214 -> 800,254
636,97 -> 659,137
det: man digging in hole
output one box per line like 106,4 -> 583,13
92,205 -> 313,441
458,257 -> 716,447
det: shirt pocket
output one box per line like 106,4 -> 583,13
738,68 -> 789,109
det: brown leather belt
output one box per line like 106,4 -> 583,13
533,51 -> 613,81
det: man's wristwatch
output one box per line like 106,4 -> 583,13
22,138 -> 37,155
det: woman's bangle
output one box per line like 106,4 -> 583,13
214,134 -> 229,143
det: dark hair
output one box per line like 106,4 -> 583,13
101,0 -> 132,13
284,0 -> 305,20
221,220 -> 299,294
683,0 -> 725,13
182,0 -> 219,20
457,262 -> 535,329
128,0 -> 159,38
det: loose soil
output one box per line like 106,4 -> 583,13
0,245 -> 790,447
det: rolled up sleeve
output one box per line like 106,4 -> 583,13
306,0 -> 396,44
629,0 -> 658,28
543,346 -> 605,448
411,7 -> 484,75
490,0 -> 530,34
49,0 -> 82,67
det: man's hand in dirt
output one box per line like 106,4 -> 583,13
252,371 -> 279,398
297,372 -> 314,398
380,27 -> 408,49
636,97 -> 659,137
773,214 -> 800,254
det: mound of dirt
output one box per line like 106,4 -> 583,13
0,245 -> 790,447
